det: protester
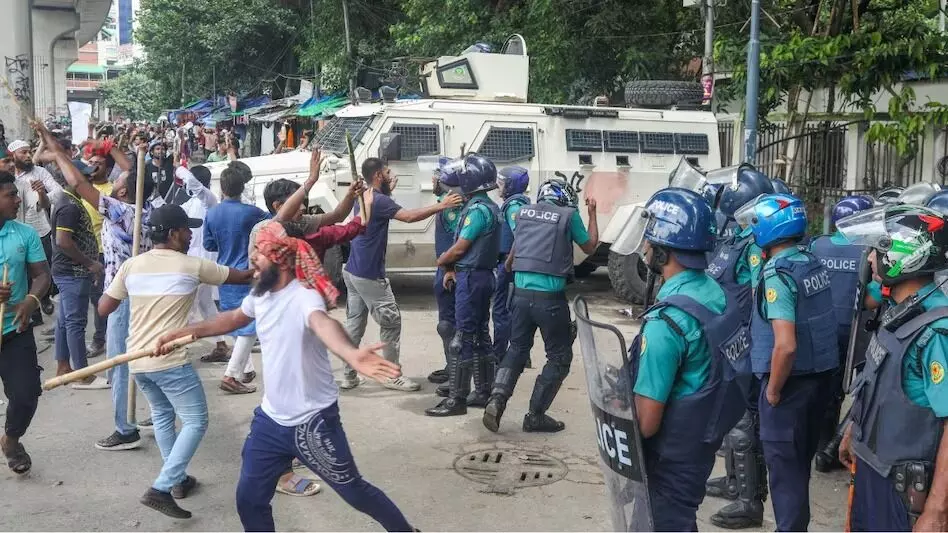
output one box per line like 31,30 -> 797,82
155,220 -> 415,531
0,169 -> 52,476
99,204 -> 253,519
341,157 -> 462,391
205,140 -> 229,163
145,140 -> 175,199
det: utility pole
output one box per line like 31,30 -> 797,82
940,0 -> 946,33
743,0 -> 761,164
702,0 -> 714,104
212,65 -> 216,107
342,0 -> 356,99
181,61 -> 186,106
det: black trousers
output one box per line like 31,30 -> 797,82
0,328 -> 41,438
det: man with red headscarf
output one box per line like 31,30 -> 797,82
156,220 -> 415,531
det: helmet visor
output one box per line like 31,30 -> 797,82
835,206 -> 889,248
610,206 -> 653,256
705,164 -> 742,187
417,155 -> 443,175
669,158 -> 707,192
733,194 -> 766,228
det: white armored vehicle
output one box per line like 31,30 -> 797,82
208,35 -> 721,303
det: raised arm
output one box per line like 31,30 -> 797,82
155,309 -> 254,355
34,122 -> 101,208
393,192 -> 462,223
308,310 -> 401,382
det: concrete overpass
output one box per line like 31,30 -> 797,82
1,0 -> 112,143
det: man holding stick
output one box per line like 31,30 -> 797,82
0,170 -> 52,475
156,220 -> 416,531
98,203 -> 253,518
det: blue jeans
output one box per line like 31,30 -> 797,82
89,254 -> 106,345
53,275 -> 91,370
106,299 -> 136,435
134,363 -> 208,493
237,404 -> 411,532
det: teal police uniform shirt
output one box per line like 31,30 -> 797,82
0,220 -> 46,335
457,192 -> 493,241
512,202 -> 590,292
759,246 -> 810,323
438,193 -> 461,234
503,197 -> 528,233
901,282 -> 948,415
633,269 -> 727,402
736,226 -> 765,288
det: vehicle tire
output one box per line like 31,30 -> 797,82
607,251 -> 650,304
573,260 -> 599,278
625,80 -> 704,108
323,245 -> 346,293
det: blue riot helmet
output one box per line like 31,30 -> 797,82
738,193 -> 807,249
537,178 -> 578,208
718,166 -> 775,218
497,166 -> 529,199
927,189 -> 948,216
831,195 -> 874,225
771,178 -> 791,195
440,153 -> 497,195
621,188 -> 716,271
897,182 -> 941,206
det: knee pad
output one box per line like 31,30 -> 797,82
448,331 -> 464,359
437,320 -> 455,341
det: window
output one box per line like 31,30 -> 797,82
389,123 -> 440,160
566,129 -> 603,151
640,132 -> 675,154
675,133 -> 710,155
604,131 -> 639,152
477,127 -> 535,163
436,59 -> 478,90
311,116 -> 373,155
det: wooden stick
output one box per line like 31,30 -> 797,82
345,132 -> 368,219
43,335 -> 197,391
0,265 -> 8,351
126,147 -> 147,424
845,461 -> 856,532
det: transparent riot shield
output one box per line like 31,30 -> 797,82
574,295 -> 653,531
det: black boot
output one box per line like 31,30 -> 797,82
426,340 -> 470,417
706,476 -> 738,500
709,500 -> 764,529
466,353 -> 490,408
427,368 -> 448,384
482,394 -> 507,433
523,411 -> 565,433
436,383 -> 449,397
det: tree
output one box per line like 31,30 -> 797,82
100,69 -> 169,121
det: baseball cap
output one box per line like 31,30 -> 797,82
147,204 -> 202,232
7,140 -> 29,153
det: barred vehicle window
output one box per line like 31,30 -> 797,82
477,127 -> 535,163
311,116 -> 373,155
389,123 -> 441,160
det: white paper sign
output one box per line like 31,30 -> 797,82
68,101 -> 93,145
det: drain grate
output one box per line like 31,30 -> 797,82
453,448 -> 568,491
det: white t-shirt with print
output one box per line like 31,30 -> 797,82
240,280 -> 338,426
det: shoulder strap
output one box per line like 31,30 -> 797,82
896,307 -> 948,341
662,294 -> 717,326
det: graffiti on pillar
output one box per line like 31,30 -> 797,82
4,55 -> 31,104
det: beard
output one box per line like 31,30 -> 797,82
13,159 -> 33,172
379,179 -> 393,196
252,264 -> 281,296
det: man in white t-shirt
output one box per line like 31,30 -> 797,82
157,220 -> 415,532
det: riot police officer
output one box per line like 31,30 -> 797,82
493,166 -> 531,368
771,178 -> 792,195
838,204 -> 948,532
705,170 -> 773,530
714,167 -> 774,244
426,154 -> 501,417
739,193 -> 839,532
483,178 -> 598,433
626,188 -> 747,531
808,195 -> 874,472
429,158 -> 463,386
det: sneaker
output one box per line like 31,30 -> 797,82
71,376 -> 110,390
86,341 -> 105,358
137,418 -> 154,432
339,374 -> 364,390
171,475 -> 198,499
383,376 -> 420,392
140,488 -> 192,519
95,430 -> 142,451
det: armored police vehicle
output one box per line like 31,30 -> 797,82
207,35 -> 722,304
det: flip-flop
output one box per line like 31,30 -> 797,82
5,442 -> 31,475
275,474 -> 321,497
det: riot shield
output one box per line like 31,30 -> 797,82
843,248 -> 874,392
574,295 -> 653,531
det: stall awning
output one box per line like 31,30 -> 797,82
67,63 -> 106,75
297,94 -> 348,118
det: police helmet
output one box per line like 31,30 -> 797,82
876,186 -> 904,204
832,195 -> 874,225
440,153 -> 497,195
837,205 -> 948,285
718,167 -> 775,218
641,188 -> 715,271
743,193 -> 807,249
537,178 -> 578,208
497,166 -> 529,199
897,182 -> 942,206
927,189 -> 948,216
771,178 -> 792,195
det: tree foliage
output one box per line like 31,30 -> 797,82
100,68 -> 166,121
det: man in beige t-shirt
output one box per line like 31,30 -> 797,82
98,204 -> 252,519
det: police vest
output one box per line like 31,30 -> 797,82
435,207 -> 457,257
454,197 -> 501,270
850,307 -> 948,477
810,235 -> 866,341
629,292 -> 748,461
499,194 -> 529,256
706,234 -> 754,376
750,252 -> 840,375
510,202 -> 574,278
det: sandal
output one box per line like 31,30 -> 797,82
241,371 -> 256,384
200,347 -> 231,363
275,473 -> 321,497
5,442 -> 31,475
219,379 -> 257,394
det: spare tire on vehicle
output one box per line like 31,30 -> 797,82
607,251 -> 651,304
625,80 -> 704,108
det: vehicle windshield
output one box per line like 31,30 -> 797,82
311,115 -> 374,155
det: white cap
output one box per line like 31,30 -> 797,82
184,121 -> 194,130
7,140 -> 29,153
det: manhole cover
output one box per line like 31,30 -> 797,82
453,448 -> 568,492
